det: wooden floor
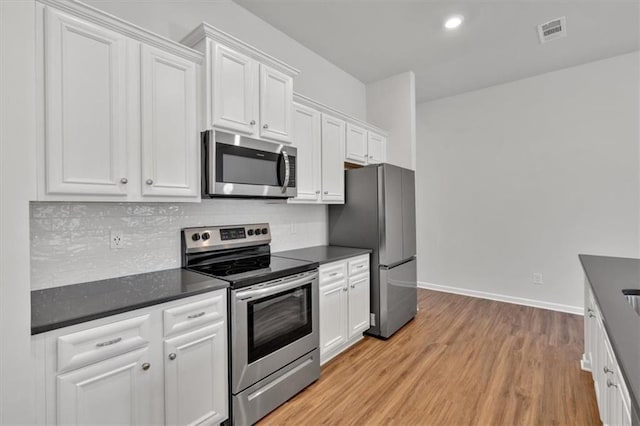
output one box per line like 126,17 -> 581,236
260,289 -> 601,426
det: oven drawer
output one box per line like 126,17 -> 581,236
57,314 -> 151,373
163,291 -> 226,337
348,255 -> 369,276
319,262 -> 347,285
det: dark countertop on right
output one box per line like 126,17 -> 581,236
579,254 -> 640,417
275,245 -> 372,265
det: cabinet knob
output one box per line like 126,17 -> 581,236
263,124 -> 269,129
350,284 -> 355,289
315,190 -> 320,194
603,366 -> 613,374
342,287 -> 348,292
146,179 -> 153,185
250,120 -> 256,125
120,178 -> 128,184
168,353 -> 177,360
588,312 -> 595,318
607,379 -> 618,388
142,363 -> 150,371
324,191 -> 328,195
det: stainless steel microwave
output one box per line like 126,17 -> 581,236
202,130 -> 297,198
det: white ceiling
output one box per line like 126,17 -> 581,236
234,0 -> 640,103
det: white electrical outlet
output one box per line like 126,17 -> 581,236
533,273 -> 543,285
110,230 -> 124,249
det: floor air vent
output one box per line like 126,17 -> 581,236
537,17 -> 566,44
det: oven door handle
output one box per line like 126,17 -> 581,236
280,150 -> 290,194
235,271 -> 317,301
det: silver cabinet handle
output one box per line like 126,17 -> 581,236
187,311 -> 205,319
142,363 -> 150,371
146,179 -> 153,185
324,191 -> 328,194
168,353 -> 177,361
250,120 -> 256,125
588,312 -> 595,318
607,379 -> 618,388
350,284 -> 355,289
329,272 -> 339,277
603,366 -> 614,374
315,190 -> 320,194
342,287 -> 348,292
120,178 -> 128,184
96,337 -> 122,348
263,124 -> 269,129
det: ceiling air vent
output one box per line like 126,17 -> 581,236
537,17 -> 566,44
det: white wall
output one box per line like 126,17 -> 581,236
0,1 -> 37,423
416,52 -> 640,312
366,71 -> 417,170
83,0 -> 367,120
31,201 -> 327,290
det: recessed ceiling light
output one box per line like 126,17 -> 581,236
444,15 -> 464,30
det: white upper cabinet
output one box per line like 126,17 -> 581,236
212,44 -> 258,136
345,123 -> 367,165
367,131 -> 386,164
140,45 -> 199,199
259,65 -> 293,143
182,24 -> 299,145
36,2 -> 203,202
321,114 -> 346,203
43,8 -> 128,197
289,102 -> 321,202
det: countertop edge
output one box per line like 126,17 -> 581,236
274,245 -> 373,265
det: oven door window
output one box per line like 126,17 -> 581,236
247,283 -> 312,363
216,143 -> 286,187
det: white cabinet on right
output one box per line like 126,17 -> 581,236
344,126 -> 386,166
367,131 -> 386,164
319,254 -> 370,365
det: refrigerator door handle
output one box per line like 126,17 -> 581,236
380,256 -> 416,270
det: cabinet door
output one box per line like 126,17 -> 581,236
259,65 -> 293,143
164,322 -> 228,426
367,132 -> 386,164
319,280 -> 348,358
44,8 -> 128,196
57,347 -> 152,425
345,123 -> 367,165
289,103 -> 321,202
140,45 -> 199,199
348,273 -> 370,339
212,44 -> 258,136
321,114 -> 346,203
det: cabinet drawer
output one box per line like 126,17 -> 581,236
57,314 -> 151,373
163,292 -> 226,337
319,262 -> 347,286
348,255 -> 369,276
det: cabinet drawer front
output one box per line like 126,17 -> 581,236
319,262 -> 347,286
348,255 -> 369,277
163,293 -> 226,337
57,314 -> 151,373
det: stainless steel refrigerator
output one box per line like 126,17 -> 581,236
329,163 -> 417,339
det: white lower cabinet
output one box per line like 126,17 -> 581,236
35,290 -> 228,426
319,254 -> 370,364
583,281 -> 632,426
164,322 -> 227,426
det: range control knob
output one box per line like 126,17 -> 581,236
261,228 -> 268,235
247,229 -> 254,236
191,233 -> 201,242
254,229 -> 261,235
201,232 -> 210,241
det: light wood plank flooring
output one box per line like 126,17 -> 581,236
259,289 -> 600,425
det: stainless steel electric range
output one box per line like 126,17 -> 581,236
181,223 -> 320,426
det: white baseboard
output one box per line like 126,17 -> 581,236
417,281 -> 584,316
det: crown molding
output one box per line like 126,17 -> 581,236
38,0 -> 203,64
181,23 -> 299,77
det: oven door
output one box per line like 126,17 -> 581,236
203,130 -> 297,198
231,270 -> 318,394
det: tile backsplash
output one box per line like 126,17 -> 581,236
31,200 -> 328,290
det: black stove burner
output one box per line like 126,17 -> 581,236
193,255 -> 272,277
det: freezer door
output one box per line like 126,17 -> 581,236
378,164 -> 404,266
402,169 -> 416,258
379,257 -> 417,338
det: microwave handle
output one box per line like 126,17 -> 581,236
281,150 -> 290,193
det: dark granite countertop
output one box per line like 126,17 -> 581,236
579,255 -> 640,417
31,269 -> 228,335
275,245 -> 372,265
